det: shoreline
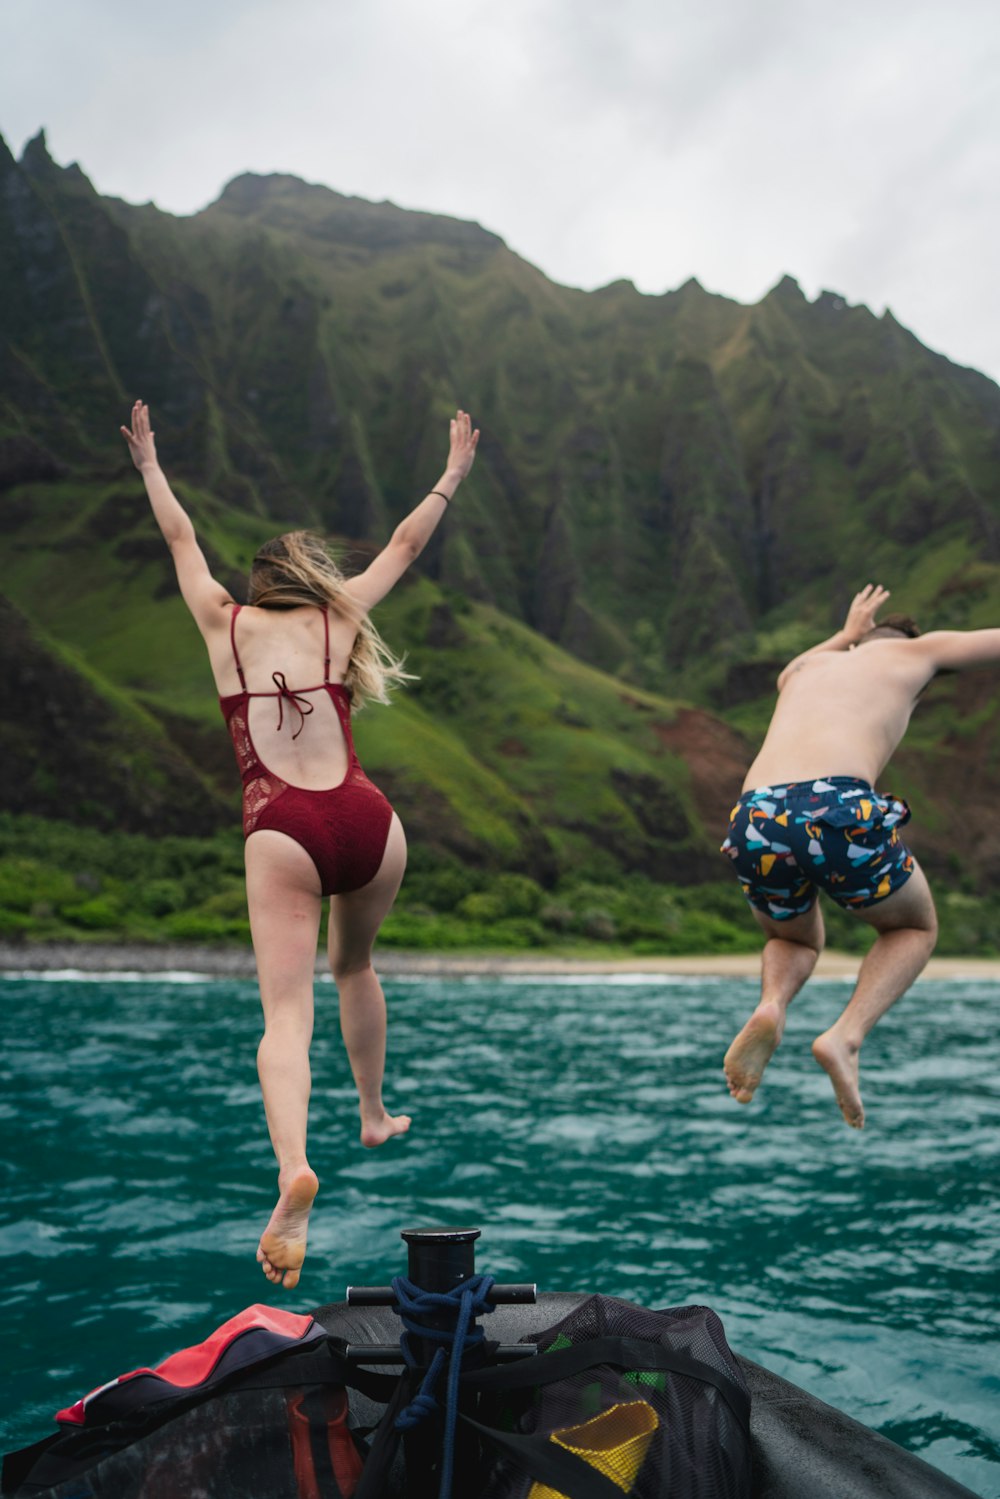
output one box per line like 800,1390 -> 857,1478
1,941 -> 998,981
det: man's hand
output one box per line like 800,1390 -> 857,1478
120,400 -> 159,472
844,583 -> 890,643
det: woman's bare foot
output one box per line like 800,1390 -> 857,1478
257,1164 -> 319,1289
723,1000 -> 785,1103
812,1030 -> 865,1128
360,1109 -> 411,1148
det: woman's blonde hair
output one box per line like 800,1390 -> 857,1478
247,531 -> 413,709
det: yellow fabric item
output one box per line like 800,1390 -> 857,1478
527,1399 -> 659,1499
759,853 -> 776,876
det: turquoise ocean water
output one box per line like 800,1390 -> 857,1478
1,970 -> 997,1495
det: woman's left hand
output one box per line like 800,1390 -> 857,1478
445,409 -> 479,481
120,400 -> 159,472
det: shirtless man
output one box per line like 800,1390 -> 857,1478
721,584 -> 1000,1128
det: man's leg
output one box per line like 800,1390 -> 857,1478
724,899 -> 826,1104
813,861 -> 937,1129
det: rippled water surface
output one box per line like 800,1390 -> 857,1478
1,971 -> 998,1495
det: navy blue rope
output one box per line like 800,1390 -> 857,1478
392,1272 -> 496,1499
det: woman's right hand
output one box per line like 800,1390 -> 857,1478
120,400 -> 159,472
444,409 -> 479,481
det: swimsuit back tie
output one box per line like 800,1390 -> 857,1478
271,672 -> 315,739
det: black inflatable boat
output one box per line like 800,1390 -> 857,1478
3,1226 -> 981,1498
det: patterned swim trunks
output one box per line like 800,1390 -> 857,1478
720,777 -> 914,921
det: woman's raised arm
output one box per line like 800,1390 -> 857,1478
343,409 -> 479,613
121,400 -> 233,631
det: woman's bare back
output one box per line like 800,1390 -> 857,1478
213,604 -> 359,790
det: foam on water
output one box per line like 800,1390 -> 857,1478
1,973 -> 998,1495
2,969 -> 217,984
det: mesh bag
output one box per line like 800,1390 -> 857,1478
470,1295 -> 752,1499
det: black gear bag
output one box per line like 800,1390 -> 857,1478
354,1294 -> 752,1499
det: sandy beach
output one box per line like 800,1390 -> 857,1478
1,941 -> 998,981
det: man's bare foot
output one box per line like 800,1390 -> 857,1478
723,1000 -> 785,1104
812,1031 -> 865,1128
360,1110 -> 411,1148
256,1164 -> 319,1290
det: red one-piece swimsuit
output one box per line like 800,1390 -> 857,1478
219,605 -> 394,895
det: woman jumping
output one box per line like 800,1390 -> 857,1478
121,401 -> 479,1288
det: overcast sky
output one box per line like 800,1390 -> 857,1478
4,0 -> 999,381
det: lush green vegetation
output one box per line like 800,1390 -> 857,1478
3,815 -> 998,959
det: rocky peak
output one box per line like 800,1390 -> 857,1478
765,273 -> 806,303
19,128 -> 57,179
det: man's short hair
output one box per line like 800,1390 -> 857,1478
871,613 -> 920,639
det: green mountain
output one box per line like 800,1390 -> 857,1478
3,129 -> 1000,927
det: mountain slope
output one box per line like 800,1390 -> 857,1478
3,131 -> 1000,893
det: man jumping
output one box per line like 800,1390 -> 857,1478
721,584 -> 1000,1128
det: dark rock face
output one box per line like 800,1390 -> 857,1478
0,596 -> 230,835
606,769 -> 719,882
4,132 -> 1000,671
717,661 -> 785,707
425,601 -> 467,650
0,436 -> 66,489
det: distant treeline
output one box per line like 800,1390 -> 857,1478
2,816 -> 998,958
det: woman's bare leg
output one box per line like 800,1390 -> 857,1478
724,900 -> 826,1103
245,829 -> 323,1289
327,814 -> 411,1146
812,862 -> 938,1129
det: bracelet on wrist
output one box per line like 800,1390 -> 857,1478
429,489 -> 452,504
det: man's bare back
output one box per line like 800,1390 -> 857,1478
721,584 -> 1000,1129
743,639 -> 933,790
745,583 -> 1000,790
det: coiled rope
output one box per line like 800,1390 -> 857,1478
392,1272 -> 496,1499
